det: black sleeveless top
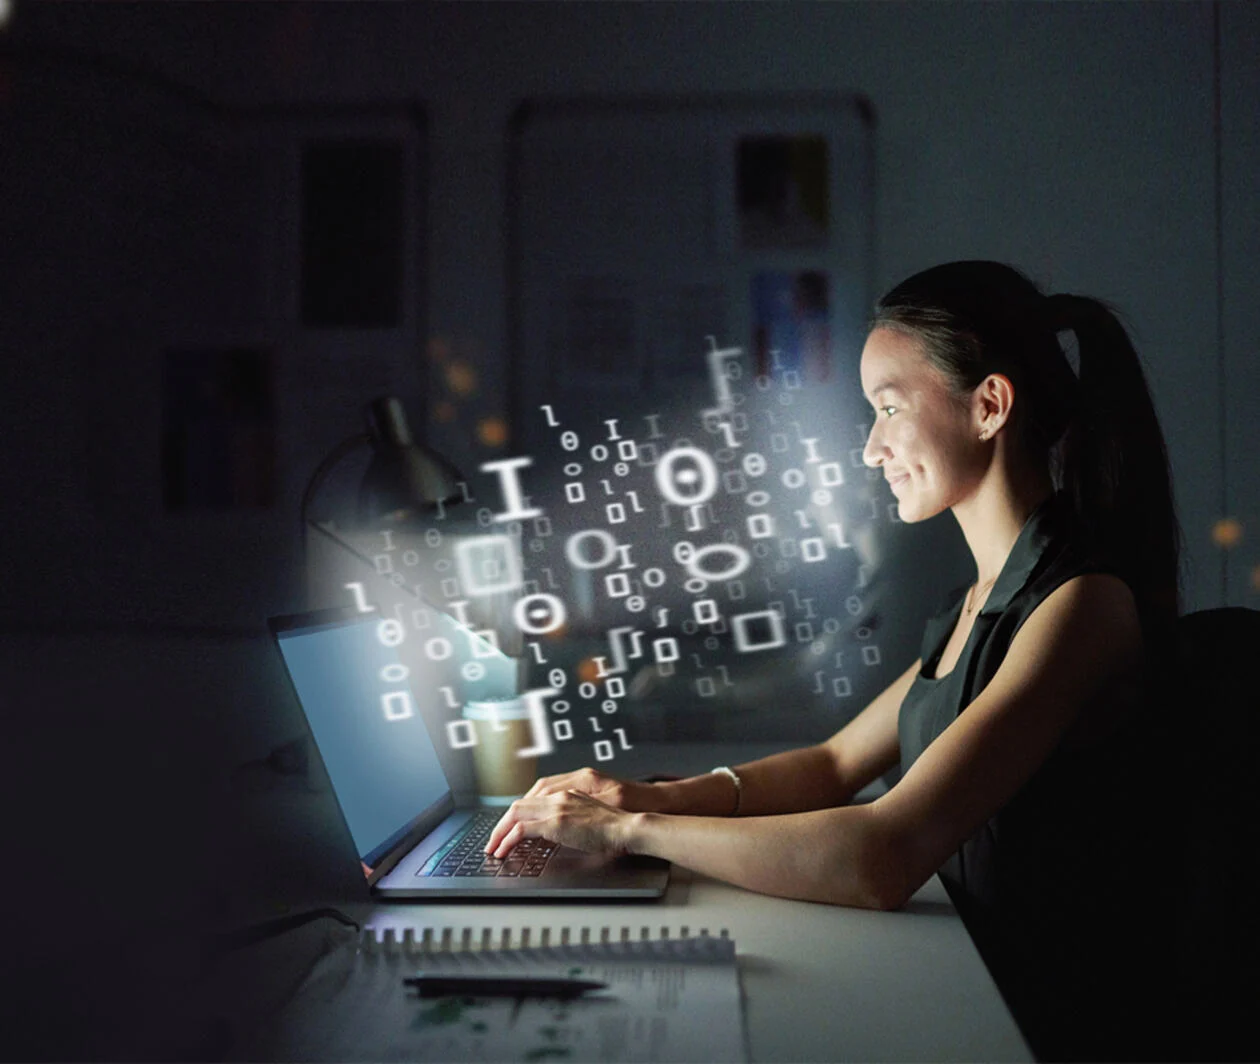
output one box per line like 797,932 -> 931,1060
898,494 -> 1168,1061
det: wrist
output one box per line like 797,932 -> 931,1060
647,780 -> 683,815
621,811 -> 656,856
653,773 -> 740,816
709,766 -> 742,816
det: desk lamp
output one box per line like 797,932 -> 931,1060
300,393 -> 480,619
300,396 -> 465,537
274,397 -> 473,778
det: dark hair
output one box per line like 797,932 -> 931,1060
870,260 -> 1181,632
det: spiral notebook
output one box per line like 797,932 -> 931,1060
244,923 -> 747,1063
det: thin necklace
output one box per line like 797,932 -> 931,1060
965,576 -> 999,615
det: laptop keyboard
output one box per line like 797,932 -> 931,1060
417,811 -> 560,878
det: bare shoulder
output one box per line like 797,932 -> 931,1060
1007,572 -> 1142,683
1029,571 -> 1140,634
869,572 -> 1146,906
1047,570 -> 1138,611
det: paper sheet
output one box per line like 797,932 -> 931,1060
253,936 -> 746,1063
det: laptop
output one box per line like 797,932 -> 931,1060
268,606 -> 670,899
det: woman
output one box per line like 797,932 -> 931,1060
486,261 -> 1181,1061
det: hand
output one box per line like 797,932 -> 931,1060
510,766 -> 668,813
483,789 -> 642,860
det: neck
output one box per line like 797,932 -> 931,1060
951,455 -> 1053,587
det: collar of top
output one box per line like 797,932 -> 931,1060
975,492 -> 1065,617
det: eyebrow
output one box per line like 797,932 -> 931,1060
864,379 -> 903,404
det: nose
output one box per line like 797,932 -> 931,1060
862,419 -> 888,468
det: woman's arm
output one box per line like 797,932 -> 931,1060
624,804 -> 894,909
660,655 -> 917,816
487,574 -> 1141,910
494,657 -> 916,822
866,573 -> 1143,907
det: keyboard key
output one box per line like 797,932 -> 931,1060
414,813 -> 513,876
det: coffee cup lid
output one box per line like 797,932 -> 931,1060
462,698 -> 528,720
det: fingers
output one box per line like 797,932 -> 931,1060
484,774 -> 626,856
484,795 -> 551,856
485,803 -> 520,854
494,777 -> 566,851
485,791 -> 625,859
491,819 -> 528,860
486,798 -> 558,859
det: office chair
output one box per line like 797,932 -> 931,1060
1162,607 -> 1260,1062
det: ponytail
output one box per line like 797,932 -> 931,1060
1046,294 -> 1182,631
872,261 -> 1182,642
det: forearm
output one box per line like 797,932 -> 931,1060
624,804 -> 896,909
652,743 -> 852,817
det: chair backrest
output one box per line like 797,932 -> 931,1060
1175,606 -> 1260,709
1165,607 -> 1259,1061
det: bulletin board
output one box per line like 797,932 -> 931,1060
502,95 -> 885,741
506,93 -> 875,458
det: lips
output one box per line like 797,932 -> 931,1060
887,472 -> 910,489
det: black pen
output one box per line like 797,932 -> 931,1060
404,973 -> 609,998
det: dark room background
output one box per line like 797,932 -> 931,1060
1,1 -> 1257,1058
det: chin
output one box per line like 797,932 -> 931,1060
896,501 -> 931,523
894,491 -> 947,524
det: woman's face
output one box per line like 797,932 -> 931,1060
860,327 -> 986,523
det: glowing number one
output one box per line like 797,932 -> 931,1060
480,457 -> 543,522
701,339 -> 742,419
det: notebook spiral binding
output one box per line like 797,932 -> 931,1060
358,924 -> 730,955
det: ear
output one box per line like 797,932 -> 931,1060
972,373 -> 1015,440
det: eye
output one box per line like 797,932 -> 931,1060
880,405 -> 898,418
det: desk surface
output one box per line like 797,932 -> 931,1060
223,742 -> 1032,1062
357,869 -> 1028,1062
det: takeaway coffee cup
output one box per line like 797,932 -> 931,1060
462,698 -> 538,804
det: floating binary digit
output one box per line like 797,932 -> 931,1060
339,338 -> 894,763
655,447 -> 718,507
513,593 -> 566,634
480,457 -> 543,522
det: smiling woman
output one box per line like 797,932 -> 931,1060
486,261 -> 1183,1062
859,325 -> 1002,526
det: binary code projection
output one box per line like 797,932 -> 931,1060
342,341 -> 900,767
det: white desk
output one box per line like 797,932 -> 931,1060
218,742 -> 1031,1062
354,871 -> 1028,1062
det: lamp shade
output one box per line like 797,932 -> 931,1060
356,397 -> 464,524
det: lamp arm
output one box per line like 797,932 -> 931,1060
298,432 -> 371,538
